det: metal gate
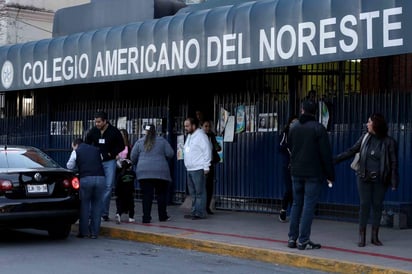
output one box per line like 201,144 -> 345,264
1,57 -> 411,225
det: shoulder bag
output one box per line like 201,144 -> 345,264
350,133 -> 369,171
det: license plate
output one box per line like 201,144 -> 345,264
27,184 -> 48,193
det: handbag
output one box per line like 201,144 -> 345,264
350,133 -> 369,171
350,153 -> 361,171
212,148 -> 221,164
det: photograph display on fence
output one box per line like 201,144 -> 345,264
258,113 -> 278,132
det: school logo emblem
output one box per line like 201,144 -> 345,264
1,61 -> 14,89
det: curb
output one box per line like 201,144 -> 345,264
93,225 -> 411,274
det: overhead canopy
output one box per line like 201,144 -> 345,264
1,0 -> 411,92
52,0 -> 187,37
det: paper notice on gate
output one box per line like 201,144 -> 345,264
224,116 -> 235,142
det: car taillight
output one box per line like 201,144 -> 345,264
0,179 -> 13,191
71,177 -> 80,190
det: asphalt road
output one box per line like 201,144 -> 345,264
0,229 -> 329,274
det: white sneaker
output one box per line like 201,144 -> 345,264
115,214 -> 121,224
128,218 -> 135,223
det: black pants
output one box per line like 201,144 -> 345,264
140,179 -> 169,222
281,166 -> 293,211
206,165 -> 215,211
115,182 -> 135,218
357,178 -> 386,227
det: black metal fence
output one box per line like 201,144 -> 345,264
1,57 -> 411,225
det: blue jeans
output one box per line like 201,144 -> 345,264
102,159 -> 117,217
187,169 -> 207,218
79,176 -> 106,236
288,176 -> 322,244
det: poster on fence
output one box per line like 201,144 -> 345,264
216,136 -> 224,163
245,105 -> 256,133
176,134 -> 184,160
223,116 -> 235,142
218,107 -> 230,134
117,116 -> 127,129
235,105 -> 245,133
258,113 -> 278,132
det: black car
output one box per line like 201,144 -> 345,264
0,145 -> 80,239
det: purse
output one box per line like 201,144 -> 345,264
350,133 -> 369,171
212,148 -> 221,164
350,153 -> 361,171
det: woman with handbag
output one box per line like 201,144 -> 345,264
334,113 -> 399,247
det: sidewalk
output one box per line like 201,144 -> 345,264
76,200 -> 412,274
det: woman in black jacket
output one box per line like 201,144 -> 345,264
334,113 -> 399,247
278,115 -> 298,222
202,120 -> 222,215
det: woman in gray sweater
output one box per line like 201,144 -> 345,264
130,124 -> 175,223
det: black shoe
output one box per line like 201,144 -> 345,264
279,210 -> 287,222
142,219 -> 151,224
287,239 -> 297,248
192,216 -> 205,220
297,240 -> 321,250
184,214 -> 194,219
207,209 -> 214,215
160,216 -> 172,222
76,234 -> 86,239
102,215 -> 109,222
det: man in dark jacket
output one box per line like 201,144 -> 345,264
287,100 -> 335,250
85,110 -> 124,221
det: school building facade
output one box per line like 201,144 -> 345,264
0,0 -> 411,227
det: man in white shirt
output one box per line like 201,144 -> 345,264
183,117 -> 212,219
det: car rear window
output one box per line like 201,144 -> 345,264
0,147 -> 60,168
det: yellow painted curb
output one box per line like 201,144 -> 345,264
96,225 -> 411,274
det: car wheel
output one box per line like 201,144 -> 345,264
47,224 -> 72,240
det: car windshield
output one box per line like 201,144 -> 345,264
0,147 -> 61,169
